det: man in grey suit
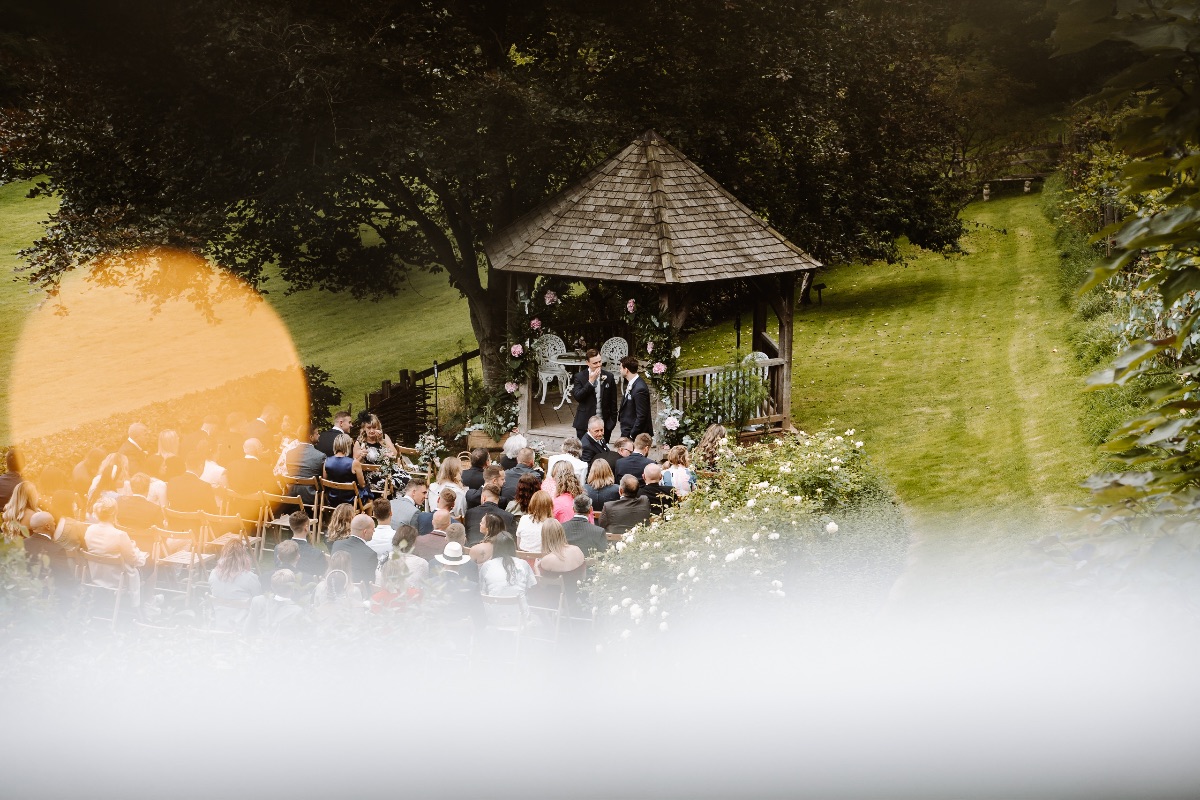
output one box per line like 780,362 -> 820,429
597,475 -> 651,536
285,424 -> 327,506
562,495 -> 609,556
390,477 -> 428,530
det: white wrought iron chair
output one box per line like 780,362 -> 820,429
532,334 -> 571,405
600,336 -> 628,391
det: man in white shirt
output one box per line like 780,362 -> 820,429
367,498 -> 397,562
547,437 -> 588,486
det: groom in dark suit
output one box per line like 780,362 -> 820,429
618,355 -> 653,440
571,349 -> 618,443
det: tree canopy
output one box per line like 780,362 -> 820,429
1,0 -> 972,386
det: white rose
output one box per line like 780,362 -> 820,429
659,621 -> 669,632
629,604 -> 643,620
710,500 -> 721,510
746,498 -> 756,508
620,630 -> 632,640
621,597 -> 633,607
687,566 -> 697,578
641,562 -> 651,570
615,541 -> 626,551
768,532 -> 780,540
826,521 -> 839,534
855,441 -> 863,448
771,580 -> 783,589
610,605 -> 620,615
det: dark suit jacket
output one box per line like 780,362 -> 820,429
117,494 -> 165,533
166,472 -> 217,513
615,452 -> 653,486
331,536 -> 378,585
415,511 -> 434,536
642,483 -> 677,516
562,516 -> 609,557
277,536 -> 329,579
0,471 -> 22,513
618,375 -> 653,439
463,502 -> 516,546
571,368 -> 618,438
585,483 -> 621,512
581,435 -> 611,468
117,440 -> 148,476
315,428 -> 342,457
226,456 -> 274,496
501,464 -> 543,508
597,494 -> 651,535
25,533 -> 72,584
461,467 -> 486,491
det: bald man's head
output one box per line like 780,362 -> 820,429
643,463 -> 663,484
350,513 -> 376,540
29,511 -> 55,536
431,509 -> 452,533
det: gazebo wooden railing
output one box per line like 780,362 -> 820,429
670,357 -> 788,432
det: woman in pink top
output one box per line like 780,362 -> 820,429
550,461 -> 591,523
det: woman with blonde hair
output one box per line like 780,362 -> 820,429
428,456 -> 466,518
86,453 -> 130,508
207,538 -> 261,630
550,461 -> 587,523
585,458 -> 619,511
353,413 -> 409,498
515,490 -> 554,553
322,434 -> 365,506
322,503 -> 356,551
148,429 -> 179,477
1,481 -> 41,540
536,519 -> 585,575
83,492 -> 147,607
663,445 -> 697,497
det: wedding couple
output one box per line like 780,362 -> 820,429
570,349 -> 652,460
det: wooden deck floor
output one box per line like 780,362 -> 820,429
529,385 -> 577,444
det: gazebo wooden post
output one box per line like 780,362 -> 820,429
511,274 -> 534,435
777,273 -> 796,428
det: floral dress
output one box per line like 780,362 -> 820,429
359,440 -> 411,498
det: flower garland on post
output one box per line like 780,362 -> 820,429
622,296 -> 680,399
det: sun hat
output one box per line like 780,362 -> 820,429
435,541 -> 471,565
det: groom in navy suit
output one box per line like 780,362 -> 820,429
571,349 -> 618,442
618,356 -> 653,440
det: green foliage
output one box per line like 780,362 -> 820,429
589,429 -> 907,646
1051,2 -> 1200,517
303,365 -> 342,429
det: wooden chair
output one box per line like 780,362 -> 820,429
480,594 -> 525,658
527,571 -> 566,644
150,524 -> 215,604
605,532 -> 625,543
360,463 -> 392,500
204,592 -> 253,634
260,493 -> 305,558
284,476 -> 319,517
316,478 -> 361,535
203,511 -> 259,555
79,551 -> 127,630
164,508 -> 205,534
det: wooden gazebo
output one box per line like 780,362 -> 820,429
484,130 -> 821,443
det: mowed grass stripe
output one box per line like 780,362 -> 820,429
682,195 -> 1096,517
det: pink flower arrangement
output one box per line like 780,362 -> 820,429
626,299 -> 636,313
651,361 -> 667,375
663,416 -> 680,431
646,341 -> 654,354
504,381 -> 519,394
510,344 -> 524,358
544,290 -> 559,305
530,318 -> 542,331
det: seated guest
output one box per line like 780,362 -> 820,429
464,484 -> 515,546
466,464 -> 504,509
2,480 -> 41,540
692,423 -> 728,471
390,477 -> 428,530
24,511 -> 72,588
167,449 -> 218,513
216,411 -> 249,468
499,434 -> 526,471
597,475 -> 651,536
581,416 -> 614,469
427,457 -> 467,518
146,429 -> 179,479
71,448 -> 103,498
246,569 -> 305,637
35,466 -> 76,522
323,434 -> 365,506
279,511 -> 328,579
500,447 -> 543,507
270,540 -> 306,592
282,424 -> 326,505
505,473 -> 542,518
562,495 -> 609,557
371,559 -> 421,613
209,539 -> 262,629
418,487 -> 456,536
461,448 -> 489,491
550,461 -> 588,524
515,490 -> 554,553
547,437 -> 588,485
147,456 -> 182,507
118,422 -> 152,476
313,551 -> 364,610
245,404 -> 280,449
536,518 -> 585,574
86,452 -> 130,508
440,523 -> 477,580
330,513 -> 380,586
354,413 -> 410,499
641,463 -> 677,516
316,411 -> 353,457
414,509 -> 452,560
195,440 -> 228,490
478,531 -> 537,626
615,433 -> 654,487
322,503 -> 356,553
469,513 -> 507,566
117,473 -> 164,551
226,438 -> 274,495
428,541 -> 482,624
585,458 -> 621,512
663,445 -> 698,497
367,498 -> 397,562
84,493 -> 148,609
389,524 -> 430,588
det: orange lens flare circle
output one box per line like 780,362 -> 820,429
9,250 -> 308,492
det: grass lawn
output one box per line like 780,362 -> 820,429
0,181 -> 476,444
682,193 -> 1098,523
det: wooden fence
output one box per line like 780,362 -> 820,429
670,357 -> 787,431
366,349 -> 481,447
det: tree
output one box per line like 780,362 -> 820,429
1049,0 -> 1200,517
0,0 -> 970,388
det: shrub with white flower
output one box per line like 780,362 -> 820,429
587,428 -> 907,646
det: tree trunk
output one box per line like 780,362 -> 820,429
465,273 -> 510,391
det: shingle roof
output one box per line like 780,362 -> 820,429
484,130 -> 821,284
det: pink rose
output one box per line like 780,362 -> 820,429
626,299 -> 636,313
530,318 -> 542,330
510,344 -> 524,358
544,290 -> 558,305
664,416 -> 679,431
652,361 -> 667,375
504,382 -> 518,394
646,342 -> 654,354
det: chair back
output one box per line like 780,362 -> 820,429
605,532 -> 625,543
165,507 -> 205,532
600,336 -> 628,370
532,334 -> 567,369
80,550 -> 127,629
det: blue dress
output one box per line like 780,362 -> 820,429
323,456 -> 358,506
